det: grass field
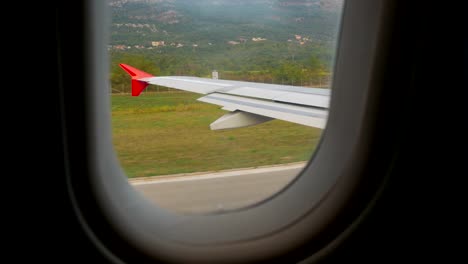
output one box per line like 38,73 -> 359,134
111,92 -> 323,178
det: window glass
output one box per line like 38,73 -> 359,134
109,0 -> 344,214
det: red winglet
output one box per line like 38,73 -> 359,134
119,63 -> 154,96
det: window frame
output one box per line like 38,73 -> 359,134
58,0 -> 401,263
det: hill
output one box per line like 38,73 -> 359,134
108,0 -> 344,89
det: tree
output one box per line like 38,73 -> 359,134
305,54 -> 330,86
272,62 -> 304,85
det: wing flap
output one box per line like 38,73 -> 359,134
198,93 -> 327,129
223,87 -> 330,108
273,92 -> 330,108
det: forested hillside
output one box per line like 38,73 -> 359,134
108,0 -> 344,92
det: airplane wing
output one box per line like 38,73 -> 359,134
119,63 -> 329,130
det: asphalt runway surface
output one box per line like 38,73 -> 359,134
130,162 -> 306,214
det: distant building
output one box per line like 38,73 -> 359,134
252,37 -> 267,42
113,45 -> 127,50
228,41 -> 240,45
151,41 -> 165,47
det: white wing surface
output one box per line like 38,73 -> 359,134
120,64 -> 330,130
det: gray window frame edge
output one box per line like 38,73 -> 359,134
60,0 -> 399,263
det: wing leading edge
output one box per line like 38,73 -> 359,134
119,63 -> 329,130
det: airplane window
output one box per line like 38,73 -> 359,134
60,0 -> 397,262
108,0 -> 345,214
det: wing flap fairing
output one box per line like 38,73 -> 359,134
209,111 -> 273,130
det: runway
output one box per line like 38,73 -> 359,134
129,162 -> 306,214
